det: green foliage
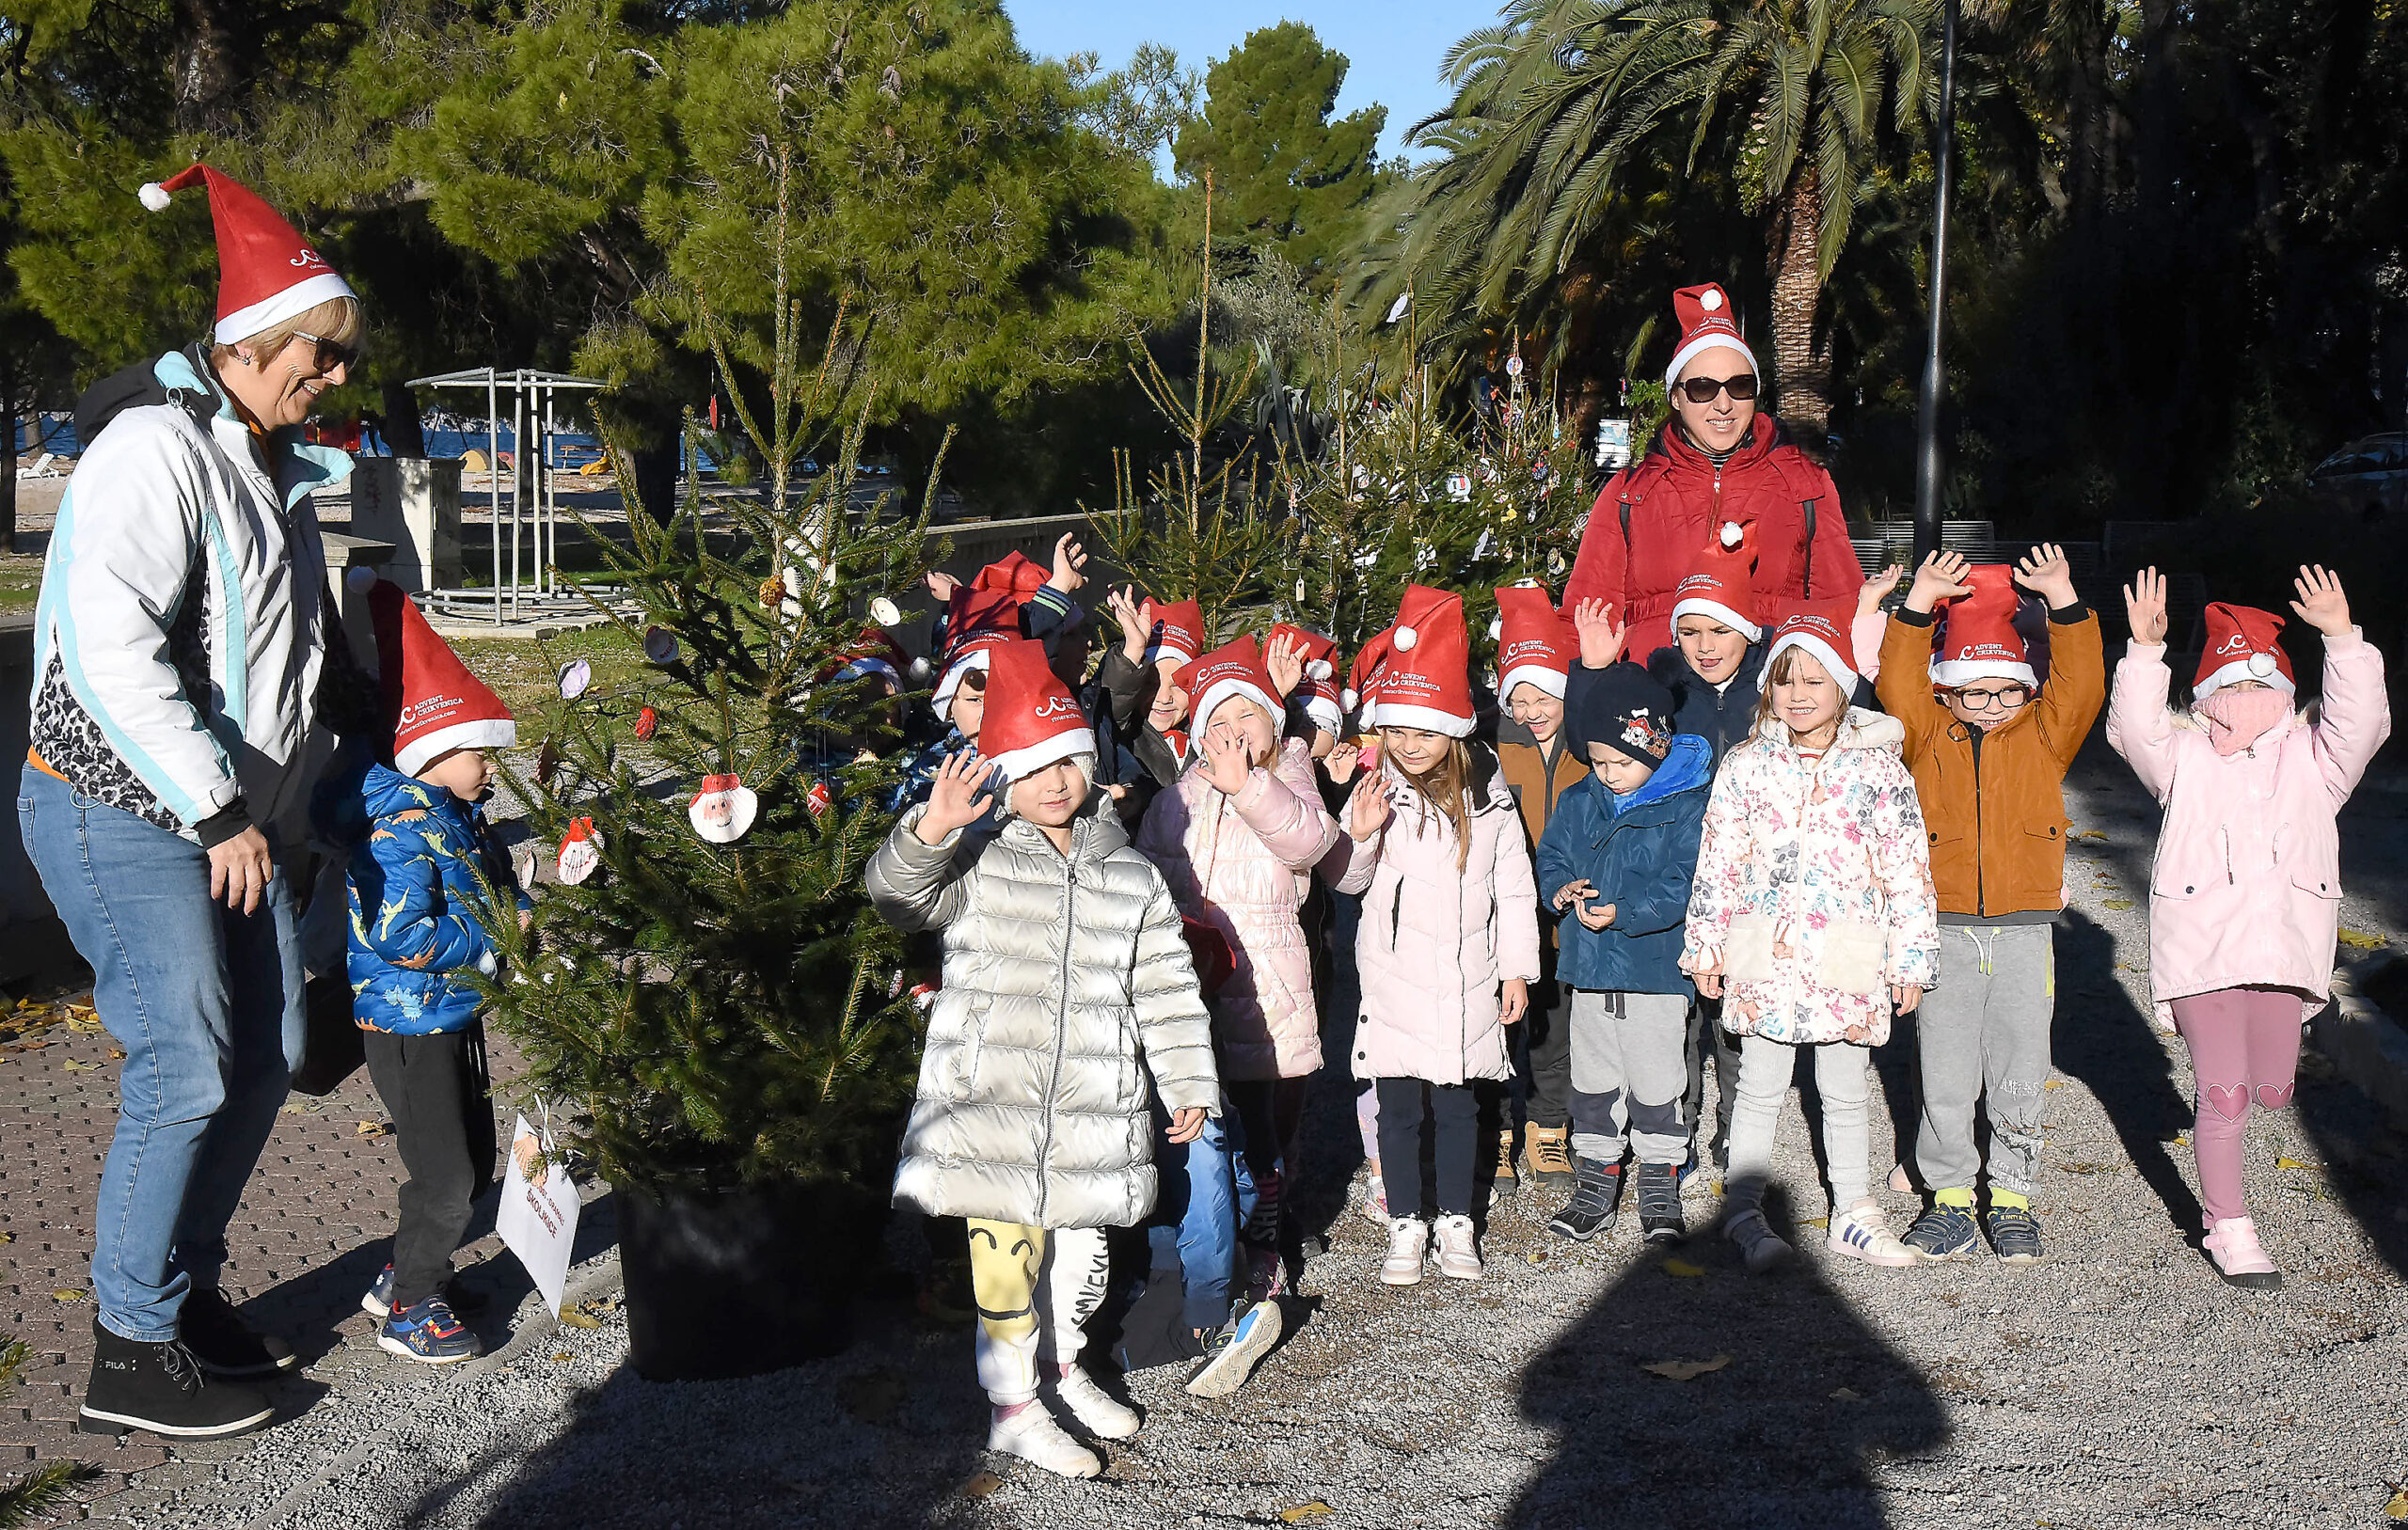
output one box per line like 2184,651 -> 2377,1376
1173,24 -> 1387,287
1070,42 -> 1201,162
0,1333 -> 98,1525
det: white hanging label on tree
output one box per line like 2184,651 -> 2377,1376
642,626 -> 679,665
558,658 -> 593,700
689,773 -> 758,843
497,1113 -> 580,1319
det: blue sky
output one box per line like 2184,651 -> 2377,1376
999,0 -> 1479,164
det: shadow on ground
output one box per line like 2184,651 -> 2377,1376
1508,1186 -> 1948,1527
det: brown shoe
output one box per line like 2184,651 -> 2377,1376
1524,1123 -> 1576,1189
1492,1128 -> 1520,1200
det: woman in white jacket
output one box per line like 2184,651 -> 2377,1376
17,165 -> 372,1441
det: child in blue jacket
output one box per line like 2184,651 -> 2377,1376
332,580 -> 528,1364
1535,662 -> 1711,1245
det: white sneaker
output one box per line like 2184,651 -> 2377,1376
1432,1214 -> 1482,1280
1049,1364 -> 1139,1439
1359,1173 -> 1389,1226
1828,1200 -> 1918,1268
1380,1217 -> 1429,1286
988,1405 -> 1101,1478
2203,1216 -> 2284,1289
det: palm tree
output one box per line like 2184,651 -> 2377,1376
1372,0 -> 1941,438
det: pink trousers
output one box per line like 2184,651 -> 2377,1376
2169,986 -> 2305,1224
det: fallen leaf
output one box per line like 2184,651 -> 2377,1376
1640,1353 -> 1730,1381
1659,1256 -> 1706,1278
2043,1079 -> 2067,1091
2071,829 -> 2107,842
1801,1217 -> 1829,1229
59,1059 -> 95,1072
1525,1249 -> 1547,1265
2103,898 -> 2134,911
557,1308 -> 602,1329
0,1232 -> 14,1245
959,1470 -> 1004,1500
1279,1504 -> 1334,1524
2174,1134 -> 2190,1147
551,1350 -> 573,1363
2387,1488 -> 2408,1521
1830,1386 -> 1862,1400
356,1120 -> 393,1137
2338,927 -> 2387,951
2276,1157 -> 2313,1171
52,1288 -> 87,1302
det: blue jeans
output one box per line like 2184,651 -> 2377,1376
17,767 -> 305,1342
1147,1097 -> 1256,1333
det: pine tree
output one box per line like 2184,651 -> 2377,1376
0,1333 -> 95,1525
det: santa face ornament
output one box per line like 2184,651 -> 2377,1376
557,818 -> 603,885
689,772 -> 758,844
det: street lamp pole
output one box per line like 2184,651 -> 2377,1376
1910,0 -> 1960,568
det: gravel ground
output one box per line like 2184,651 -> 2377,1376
90,744 -> 2408,1530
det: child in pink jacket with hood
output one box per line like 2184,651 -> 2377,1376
2107,565 -> 2390,1289
1138,634 -> 1342,1295
1331,587 -> 1542,1287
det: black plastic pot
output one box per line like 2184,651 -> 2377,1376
616,1175 -> 872,1381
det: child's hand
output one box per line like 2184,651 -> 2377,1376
2014,543 -> 2078,609
1551,877 -> 1596,911
1346,773 -> 1392,841
1500,978 -> 1529,1026
1197,726 -> 1255,796
1265,631 -> 1306,699
2289,564 -> 2353,637
916,750 -> 995,844
1893,984 -> 1924,1015
1165,1106 -> 1208,1144
518,907 -> 534,933
926,570 -> 959,602
1048,532 -> 1088,594
1572,597 -> 1625,669
1574,899 -> 1616,932
1105,585 -> 1148,662
2123,566 -> 2169,645
1860,564 -> 1903,620
1687,955 -> 1723,1000
1905,550 -> 1974,614
1324,742 -> 1360,784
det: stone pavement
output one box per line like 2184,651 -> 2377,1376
0,994 -> 526,1519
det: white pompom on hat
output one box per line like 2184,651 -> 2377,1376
1664,282 -> 1759,388
2194,603 -> 2295,701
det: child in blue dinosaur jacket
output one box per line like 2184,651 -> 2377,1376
336,580 -> 528,1364
1535,661 -> 1712,1247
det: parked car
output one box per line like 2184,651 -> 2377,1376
2305,432 -> 2408,522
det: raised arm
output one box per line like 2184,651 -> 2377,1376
865,806 -> 974,933
2103,568 -> 2180,802
2288,566 -> 2393,804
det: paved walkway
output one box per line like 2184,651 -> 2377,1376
7,743 -> 2408,1527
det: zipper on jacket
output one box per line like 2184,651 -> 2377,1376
1034,832 -> 1078,1224
1971,726 -> 1986,917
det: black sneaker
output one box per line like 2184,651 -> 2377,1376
1546,1159 -> 1623,1241
80,1320 -> 273,1438
179,1287 -> 298,1378
1985,1206 -> 2047,1265
1634,1161 -> 1686,1244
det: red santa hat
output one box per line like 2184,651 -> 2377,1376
356,569 -> 515,776
1144,597 -> 1209,668
1490,583 -> 1574,705
1367,584 -> 1477,737
829,624 -> 910,689
973,549 -> 1051,598
138,164 -> 356,345
1670,520 -> 1765,641
1270,623 -> 1343,734
978,639 -> 1096,783
1340,631 -> 1390,718
1764,600 -> 1862,698
2194,604 -> 2294,701
1929,564 -> 2036,689
930,587 -> 1021,722
1664,282 -> 1758,388
1182,636 -> 1283,738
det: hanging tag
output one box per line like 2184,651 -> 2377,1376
497,1113 -> 580,1318
642,626 -> 679,665
868,596 -> 903,627
689,774 -> 758,843
557,658 -> 592,700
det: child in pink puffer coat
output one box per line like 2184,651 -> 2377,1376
2107,566 -> 2390,1290
1138,635 -> 1342,1293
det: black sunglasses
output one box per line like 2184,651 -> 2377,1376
290,330 -> 361,372
1678,371 -> 1759,403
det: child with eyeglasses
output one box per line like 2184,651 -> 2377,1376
1874,544 -> 2105,1265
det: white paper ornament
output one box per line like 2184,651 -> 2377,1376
642,625 -> 679,665
557,658 -> 592,700
1506,354 -> 1524,378
869,596 -> 903,627
1446,473 -> 1472,502
557,819 -> 603,884
1473,529 -> 1496,560
689,773 -> 759,844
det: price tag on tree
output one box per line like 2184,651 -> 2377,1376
497,1113 -> 580,1318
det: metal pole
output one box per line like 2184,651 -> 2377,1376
543,386 -> 557,596
1910,0 -> 1959,568
487,371 -> 501,624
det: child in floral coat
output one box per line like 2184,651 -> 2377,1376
1683,607 -> 1941,1272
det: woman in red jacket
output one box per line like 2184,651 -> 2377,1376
1562,282 -> 1861,662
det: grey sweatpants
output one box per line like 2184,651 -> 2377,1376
1913,923 -> 2054,1198
1568,990 -> 1692,1165
1725,1034 -> 1873,1215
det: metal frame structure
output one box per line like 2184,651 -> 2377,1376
404,367 -> 611,624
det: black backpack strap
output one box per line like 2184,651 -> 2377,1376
1800,497 -> 1819,591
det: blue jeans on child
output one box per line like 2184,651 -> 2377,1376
1147,1097 -> 1257,1333
17,767 -> 306,1343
